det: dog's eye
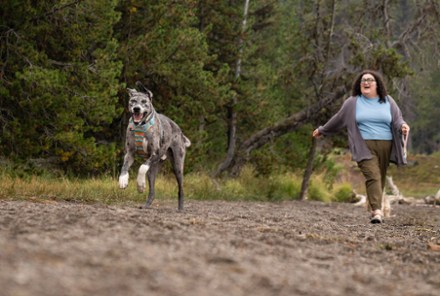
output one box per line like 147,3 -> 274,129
141,100 -> 147,104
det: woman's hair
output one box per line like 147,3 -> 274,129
351,70 -> 388,103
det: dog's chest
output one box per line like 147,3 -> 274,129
128,117 -> 156,157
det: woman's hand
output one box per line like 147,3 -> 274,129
401,123 -> 410,136
312,128 -> 321,138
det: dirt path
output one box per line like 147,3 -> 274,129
0,199 -> 439,296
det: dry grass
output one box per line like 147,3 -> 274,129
0,166 -> 352,204
2,153 -> 436,204
387,154 -> 440,197
0,175 -> 142,204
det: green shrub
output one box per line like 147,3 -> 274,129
333,183 -> 354,202
267,173 -> 301,201
308,177 -> 332,203
186,173 -> 220,200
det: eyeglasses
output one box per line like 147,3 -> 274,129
361,78 -> 376,84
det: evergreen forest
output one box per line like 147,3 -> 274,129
1,0 -> 439,178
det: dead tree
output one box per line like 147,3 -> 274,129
220,85 -> 347,176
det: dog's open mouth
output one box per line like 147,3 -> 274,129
132,112 -> 146,124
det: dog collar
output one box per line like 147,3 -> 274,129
129,113 -> 155,131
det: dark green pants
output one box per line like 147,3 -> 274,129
357,140 -> 392,212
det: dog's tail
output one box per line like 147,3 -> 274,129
183,135 -> 191,148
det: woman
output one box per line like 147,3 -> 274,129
312,70 -> 410,224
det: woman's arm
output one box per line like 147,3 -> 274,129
313,96 -> 353,138
388,96 -> 410,134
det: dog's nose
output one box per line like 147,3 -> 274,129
133,107 -> 141,113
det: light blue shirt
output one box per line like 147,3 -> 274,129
356,95 -> 392,140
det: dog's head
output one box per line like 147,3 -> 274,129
127,87 -> 154,125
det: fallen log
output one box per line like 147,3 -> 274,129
352,191 -> 366,206
423,188 -> 440,205
351,177 -> 438,213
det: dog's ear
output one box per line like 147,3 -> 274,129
127,88 -> 138,97
135,81 -> 153,101
146,89 -> 153,101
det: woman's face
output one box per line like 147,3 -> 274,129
360,73 -> 378,98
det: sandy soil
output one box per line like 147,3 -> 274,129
0,199 -> 439,296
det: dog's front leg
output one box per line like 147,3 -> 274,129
136,153 -> 161,191
137,151 -> 164,193
136,160 -> 151,193
141,161 -> 163,209
137,135 -> 162,193
119,153 -> 134,189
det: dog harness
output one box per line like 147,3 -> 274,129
128,113 -> 156,157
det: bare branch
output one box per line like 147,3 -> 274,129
391,2 -> 436,54
241,86 -> 346,155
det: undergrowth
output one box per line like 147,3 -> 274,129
0,165 -> 353,204
1,152 -> 437,205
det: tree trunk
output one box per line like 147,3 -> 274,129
300,137 -> 317,200
300,0 -> 336,198
213,0 -> 250,177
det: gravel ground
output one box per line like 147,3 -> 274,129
0,199 -> 439,296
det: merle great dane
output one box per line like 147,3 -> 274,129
119,83 -> 191,210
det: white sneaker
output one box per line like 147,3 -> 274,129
370,209 -> 383,224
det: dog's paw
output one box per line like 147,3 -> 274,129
137,183 -> 146,193
119,173 -> 129,189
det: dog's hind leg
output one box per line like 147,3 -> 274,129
170,147 -> 186,211
143,161 -> 163,209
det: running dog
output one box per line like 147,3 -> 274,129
119,84 -> 191,210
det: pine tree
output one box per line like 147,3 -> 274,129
115,0 -> 231,171
0,0 -> 123,174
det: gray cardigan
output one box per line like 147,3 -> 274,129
318,96 -> 407,166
